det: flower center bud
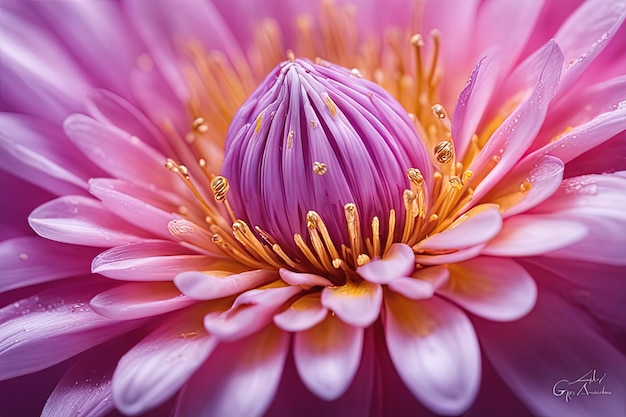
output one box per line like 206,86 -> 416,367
222,58 -> 430,263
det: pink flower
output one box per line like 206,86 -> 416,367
1,0 -> 626,416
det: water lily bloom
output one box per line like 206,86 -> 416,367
2,0 -> 626,416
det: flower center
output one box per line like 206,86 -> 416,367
162,0 -> 533,283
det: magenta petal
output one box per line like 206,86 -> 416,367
90,282 -> 194,320
29,195 -> 149,247
273,293 -> 328,332
532,173 -> 626,266
438,257 -> 537,321
0,113 -> 92,196
415,204 -> 502,250
384,294 -> 480,415
387,266 -> 449,300
0,236 -> 98,292
173,325 -> 289,417
204,286 -> 300,341
471,40 -> 564,202
475,290 -> 626,417
92,240 -> 214,281
356,243 -> 414,284
414,243 -> 485,266
499,155 -> 564,217
452,51 -> 501,160
0,281 -> 141,380
89,178 -> 177,239
64,114 -> 178,191
279,269 -> 334,288
294,315 -> 363,401
321,280 -> 382,328
175,269 -> 278,300
554,0 -> 626,95
484,215 -> 587,257
113,308 -> 218,416
41,343 -> 122,417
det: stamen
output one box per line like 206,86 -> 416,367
434,140 -> 454,164
210,176 -> 236,222
344,203 -> 362,261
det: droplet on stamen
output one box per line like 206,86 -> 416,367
434,140 -> 454,164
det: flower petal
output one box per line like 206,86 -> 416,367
173,325 -> 289,417
90,282 -> 194,320
294,315 -> 363,401
273,293 -> 328,332
384,293 -> 480,415
414,243 -> 485,266
415,204 -> 502,250
279,269 -> 335,288
470,40 -> 564,202
112,307 -> 218,416
321,280 -> 382,328
483,215 -> 587,257
532,173 -> 626,265
475,290 -> 626,417
554,0 -> 626,95
92,240 -> 215,281
89,179 -> 177,239
437,257 -> 537,321
175,269 -> 278,300
204,285 -> 300,341
0,236 -> 98,292
41,341 -> 124,417
0,113 -> 93,196
64,114 -> 178,191
0,280 -> 140,380
357,243 -> 414,284
29,195 -> 149,247
387,266 -> 449,300
487,155 -> 564,217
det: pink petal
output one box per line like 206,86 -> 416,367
31,0 -> 142,94
28,195 -> 149,247
204,285 -> 300,341
470,40 -> 564,202
356,243 -> 414,284
554,0 -> 626,95
86,89 -> 171,153
415,204 -> 502,250
175,269 -> 278,300
0,113 -> 93,196
0,236 -> 98,292
483,215 -> 587,257
113,308 -> 218,416
475,290 -> 626,417
41,343 -> 120,417
523,102 -> 626,169
294,315 -> 363,401
88,178 -> 177,239
278,269 -> 335,288
473,1 -> 545,80
92,240 -> 215,281
321,280 -> 382,328
387,266 -> 449,300
566,129 -> 626,178
0,280 -> 140,380
273,293 -> 328,332
63,114 -> 178,191
0,12 -> 89,121
532,173 -> 626,265
384,294 -> 481,415
490,155 -> 564,218
414,243 -> 486,266
452,51 -> 501,160
90,282 -> 194,320
173,325 -> 289,417
437,257 -> 537,321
